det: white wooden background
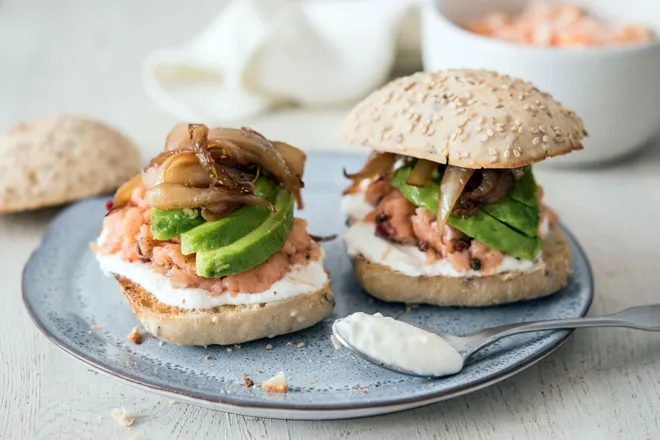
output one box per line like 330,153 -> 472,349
2,1 -> 660,439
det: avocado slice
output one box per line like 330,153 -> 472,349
508,165 -> 538,207
150,208 -> 205,240
179,177 -> 279,255
448,211 -> 542,260
195,188 -> 294,278
482,197 -> 540,237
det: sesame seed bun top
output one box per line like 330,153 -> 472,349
339,69 -> 586,168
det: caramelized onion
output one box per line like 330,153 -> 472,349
273,141 -> 306,183
343,152 -> 397,180
164,123 -> 190,151
145,183 -> 274,211
436,166 -> 475,230
112,174 -> 143,210
406,159 -> 437,187
201,204 -> 239,221
206,127 -> 303,206
310,233 -> 337,242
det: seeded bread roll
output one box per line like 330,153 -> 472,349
350,224 -> 571,307
115,276 -> 335,346
0,115 -> 142,213
340,69 -> 586,168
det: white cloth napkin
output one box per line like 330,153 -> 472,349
142,0 -> 420,122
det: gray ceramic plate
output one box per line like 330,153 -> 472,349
23,153 -> 593,420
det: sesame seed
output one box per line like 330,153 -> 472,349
451,132 -> 458,141
394,134 -> 403,143
476,126 -> 483,133
515,120 -> 522,126
539,104 -> 546,110
531,128 -> 539,134
533,137 -> 541,145
496,126 -> 505,133
524,104 -> 531,110
503,148 -> 511,159
513,149 -> 521,158
372,113 -> 380,122
517,127 -> 524,134
486,129 -> 494,137
479,134 -> 489,142
501,84 -> 510,90
461,151 -> 470,158
542,135 -> 550,143
460,132 -> 470,142
490,155 -> 498,163
539,126 -> 546,133
426,128 -> 435,136
495,104 -> 503,109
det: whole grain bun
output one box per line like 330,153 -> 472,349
0,115 -> 142,213
340,69 -> 585,168
350,224 -> 571,307
115,276 -> 334,346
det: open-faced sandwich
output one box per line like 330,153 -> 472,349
340,69 -> 585,307
92,124 -> 333,345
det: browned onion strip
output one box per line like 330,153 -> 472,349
207,127 -> 300,195
436,166 -> 475,231
343,152 -> 397,181
163,155 -> 214,188
147,148 -> 192,168
112,174 -> 143,209
201,204 -> 239,221
273,141 -> 306,183
164,123 -> 190,151
310,233 -> 337,242
406,159 -> 437,187
189,124 -> 226,187
145,183 -> 274,211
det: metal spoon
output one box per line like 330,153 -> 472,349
332,304 -> 660,378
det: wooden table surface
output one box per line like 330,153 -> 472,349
2,1 -> 660,439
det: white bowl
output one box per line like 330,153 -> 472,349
421,0 -> 660,166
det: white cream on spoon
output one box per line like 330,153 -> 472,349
333,312 -> 464,377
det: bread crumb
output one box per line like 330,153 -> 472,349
204,355 -> 210,360
110,407 -> 135,427
265,344 -> 273,350
330,335 -> 342,349
226,347 -> 233,352
90,325 -> 102,331
296,342 -> 305,349
286,341 -> 292,346
244,377 -> 254,388
234,344 -> 241,349
127,327 -> 142,345
292,356 -> 297,360
263,371 -> 288,393
258,370 -> 263,374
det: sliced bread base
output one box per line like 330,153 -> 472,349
351,224 -> 571,307
115,276 -> 334,346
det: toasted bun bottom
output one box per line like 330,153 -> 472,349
351,224 -> 571,307
115,276 -> 334,346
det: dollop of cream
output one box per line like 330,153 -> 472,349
334,312 -> 464,377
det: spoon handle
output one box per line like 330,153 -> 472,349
463,304 -> 660,356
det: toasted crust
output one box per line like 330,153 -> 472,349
0,115 -> 142,213
340,69 -> 585,168
114,276 -> 334,346
350,224 -> 571,307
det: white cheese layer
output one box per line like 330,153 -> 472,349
96,252 -> 328,309
341,193 -> 542,278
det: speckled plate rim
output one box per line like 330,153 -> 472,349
23,213 -> 593,420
